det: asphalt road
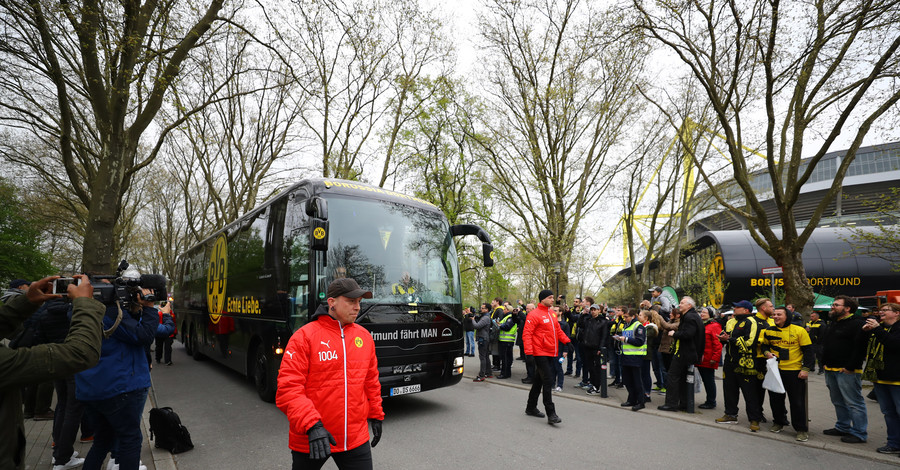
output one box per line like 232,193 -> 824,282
149,343 -> 897,469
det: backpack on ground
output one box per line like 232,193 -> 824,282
149,406 -> 194,454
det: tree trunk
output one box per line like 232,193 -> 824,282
779,246 -> 814,322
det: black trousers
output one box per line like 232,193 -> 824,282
526,356 -> 557,416
52,376 -> 83,465
155,336 -> 173,363
769,370 -> 808,431
622,364 -> 645,405
292,442 -> 372,470
583,347 -> 602,388
664,355 -> 691,408
723,362 -> 763,421
499,341 -> 514,377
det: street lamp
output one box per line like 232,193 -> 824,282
552,262 -> 561,305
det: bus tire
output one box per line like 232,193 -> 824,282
253,344 -> 276,403
191,326 -> 205,361
183,322 -> 193,356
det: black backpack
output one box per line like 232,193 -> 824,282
149,407 -> 194,454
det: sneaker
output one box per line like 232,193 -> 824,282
840,434 -> 866,444
656,388 -> 666,394
750,421 -> 760,432
553,386 -> 562,392
79,436 -> 94,443
473,376 -> 485,382
716,414 -> 738,424
52,454 -> 84,470
796,432 -> 809,442
586,387 -> 599,395
166,361 -> 173,366
547,414 -> 562,424
877,445 -> 900,454
525,408 -> 546,418
483,375 -> 494,379
770,424 -> 783,433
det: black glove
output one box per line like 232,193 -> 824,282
369,419 -> 383,447
307,421 -> 336,460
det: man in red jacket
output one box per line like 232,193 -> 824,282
277,278 -> 385,470
523,289 -> 571,424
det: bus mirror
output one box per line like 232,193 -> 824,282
482,243 -> 494,267
310,219 -> 329,252
305,197 -> 328,220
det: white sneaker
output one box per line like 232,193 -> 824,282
52,454 -> 85,470
553,386 -> 562,392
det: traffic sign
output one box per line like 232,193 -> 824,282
761,266 -> 783,275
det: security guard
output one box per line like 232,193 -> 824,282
497,306 -> 517,379
615,309 -> 647,411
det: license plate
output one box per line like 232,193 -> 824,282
390,384 -> 421,396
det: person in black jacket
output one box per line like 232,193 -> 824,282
863,303 -> 900,454
821,294 -> 868,444
658,296 -> 704,412
463,307 -> 476,357
578,304 -> 609,395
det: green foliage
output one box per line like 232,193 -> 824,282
0,178 -> 53,284
847,187 -> 900,272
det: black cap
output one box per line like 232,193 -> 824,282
538,289 -> 554,301
9,279 -> 28,289
327,278 -> 373,299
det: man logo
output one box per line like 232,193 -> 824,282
355,337 -> 363,348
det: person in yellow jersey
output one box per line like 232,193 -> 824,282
762,306 -> 814,442
862,303 -> 900,454
496,305 -> 518,379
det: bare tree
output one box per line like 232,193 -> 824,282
473,0 -> 648,297
163,25 -> 306,242
633,0 -> 900,314
0,0 -> 231,272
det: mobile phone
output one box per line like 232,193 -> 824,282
52,277 -> 80,295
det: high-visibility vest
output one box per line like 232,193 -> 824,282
621,321 -> 646,356
499,313 -> 517,342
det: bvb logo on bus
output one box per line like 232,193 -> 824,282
207,235 -> 228,323
313,227 -> 326,240
707,253 -> 725,309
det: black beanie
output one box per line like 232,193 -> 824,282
538,289 -> 554,302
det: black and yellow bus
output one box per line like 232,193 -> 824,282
174,178 -> 493,402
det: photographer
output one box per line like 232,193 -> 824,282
76,280 -> 171,470
1,275 -> 105,470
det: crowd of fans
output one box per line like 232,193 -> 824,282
466,288 -> 900,459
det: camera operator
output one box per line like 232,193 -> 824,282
75,281 -> 172,470
1,275 -> 105,470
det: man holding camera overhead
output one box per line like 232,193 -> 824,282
75,273 -> 173,470
0,275 -> 105,470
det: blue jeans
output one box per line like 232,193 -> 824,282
824,371 -> 867,441
464,331 -> 475,355
874,383 -> 900,448
82,388 -> 149,470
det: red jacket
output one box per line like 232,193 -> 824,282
276,307 -> 384,453
696,320 -> 723,369
523,304 -> 571,357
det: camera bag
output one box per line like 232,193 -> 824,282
148,378 -> 194,454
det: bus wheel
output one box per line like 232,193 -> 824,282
183,323 -> 193,356
191,326 -> 205,361
254,345 -> 276,403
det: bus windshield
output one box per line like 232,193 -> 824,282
323,196 -> 460,307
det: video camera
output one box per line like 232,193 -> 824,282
90,260 -> 167,306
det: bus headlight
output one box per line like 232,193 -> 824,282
453,356 -> 464,367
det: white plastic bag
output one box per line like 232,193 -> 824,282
762,357 -> 785,394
